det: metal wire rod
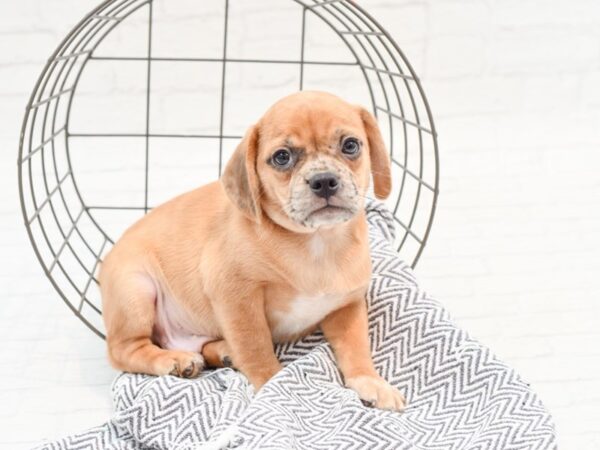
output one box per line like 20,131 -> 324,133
362,65 -> 415,80
217,0 -> 230,176
339,30 -> 383,36
393,216 -> 423,243
48,207 -> 87,272
308,0 -> 344,8
143,0 -> 153,213
89,55 -> 358,66
21,126 -> 66,162
299,7 -> 307,90
375,106 -> 433,134
27,171 -> 72,224
391,159 -> 437,192
78,238 -> 109,313
68,132 -> 244,139
91,14 -> 123,21
29,88 -> 74,109
52,50 -> 92,62
87,205 -> 150,210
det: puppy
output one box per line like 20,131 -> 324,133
99,91 -> 405,411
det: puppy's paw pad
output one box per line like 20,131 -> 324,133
346,375 -> 406,412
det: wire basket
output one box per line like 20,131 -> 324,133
18,0 -> 439,338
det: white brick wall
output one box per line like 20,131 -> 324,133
1,0 -> 599,448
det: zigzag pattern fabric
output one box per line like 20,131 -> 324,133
35,201 -> 557,450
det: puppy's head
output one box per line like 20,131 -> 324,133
221,91 -> 391,232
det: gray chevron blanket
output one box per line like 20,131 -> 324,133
35,201 -> 557,450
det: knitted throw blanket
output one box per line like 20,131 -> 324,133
35,201 -> 556,450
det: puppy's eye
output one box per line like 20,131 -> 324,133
341,137 -> 360,157
271,149 -> 292,168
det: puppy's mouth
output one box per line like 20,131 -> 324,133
301,201 -> 357,228
308,204 -> 351,217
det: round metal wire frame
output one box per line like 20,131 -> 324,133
18,0 -> 439,339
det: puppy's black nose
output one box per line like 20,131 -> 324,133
309,172 -> 340,199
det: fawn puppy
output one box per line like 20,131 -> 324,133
100,91 -> 405,411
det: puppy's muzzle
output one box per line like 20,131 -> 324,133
308,172 -> 339,200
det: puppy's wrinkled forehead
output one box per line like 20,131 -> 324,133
259,91 -> 364,150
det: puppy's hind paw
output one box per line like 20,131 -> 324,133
221,355 -> 234,368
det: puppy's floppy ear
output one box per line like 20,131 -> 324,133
359,107 -> 392,199
221,124 -> 262,222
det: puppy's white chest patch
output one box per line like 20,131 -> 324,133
308,234 -> 326,258
272,293 -> 348,339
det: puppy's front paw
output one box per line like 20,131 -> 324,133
154,351 -> 205,378
169,352 -> 205,378
345,375 -> 406,412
